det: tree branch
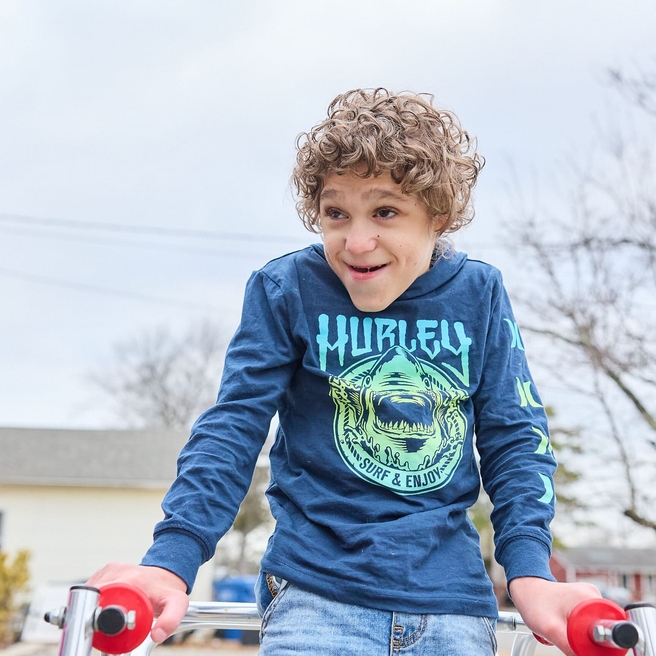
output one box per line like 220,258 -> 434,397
623,509 -> 656,531
598,362 -> 656,433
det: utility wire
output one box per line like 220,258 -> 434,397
0,225 -> 295,259
0,266 -> 214,310
0,212 -> 310,245
0,212 -> 508,251
0,213 -> 504,252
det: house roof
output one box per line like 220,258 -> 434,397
555,547 -> 656,574
0,426 -> 189,489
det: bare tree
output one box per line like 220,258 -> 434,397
91,320 -> 275,568
504,66 -> 656,536
91,319 -> 226,430
608,62 -> 656,117
471,407 -> 583,603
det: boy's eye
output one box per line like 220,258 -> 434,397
325,208 -> 346,220
376,208 -> 397,219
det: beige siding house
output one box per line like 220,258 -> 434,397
0,427 -> 216,601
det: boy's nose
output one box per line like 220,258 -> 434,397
344,220 -> 377,254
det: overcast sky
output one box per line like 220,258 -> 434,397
1,0 -> 655,429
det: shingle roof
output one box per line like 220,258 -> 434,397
0,426 -> 189,488
555,547 -> 656,574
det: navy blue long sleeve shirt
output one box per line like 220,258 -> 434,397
142,244 -> 556,617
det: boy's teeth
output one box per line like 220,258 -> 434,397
353,264 -> 383,273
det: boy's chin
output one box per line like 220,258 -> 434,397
348,294 -> 394,313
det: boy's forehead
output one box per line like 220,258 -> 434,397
320,172 -> 409,203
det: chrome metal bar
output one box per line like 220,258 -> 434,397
55,598 -> 541,656
138,606 -> 538,656
129,602 -> 261,656
63,596 -> 656,656
627,603 -> 656,656
497,611 -> 538,656
497,610 -> 527,632
509,632 -> 538,656
57,586 -> 99,656
178,601 -> 260,629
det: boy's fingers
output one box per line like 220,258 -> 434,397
84,562 -> 189,644
150,591 -> 189,643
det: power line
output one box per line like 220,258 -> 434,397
0,212 -> 310,245
0,225 -> 289,259
0,211 -> 505,252
0,266 -> 214,310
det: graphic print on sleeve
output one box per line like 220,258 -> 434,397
328,345 -> 469,496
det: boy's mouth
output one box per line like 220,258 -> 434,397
349,264 -> 386,273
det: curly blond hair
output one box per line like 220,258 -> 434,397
292,88 -> 484,235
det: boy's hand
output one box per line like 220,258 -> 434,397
508,577 -> 602,656
86,562 -> 189,643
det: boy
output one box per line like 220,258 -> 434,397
89,89 -> 599,655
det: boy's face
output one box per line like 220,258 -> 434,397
319,171 -> 440,312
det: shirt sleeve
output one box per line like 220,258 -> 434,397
472,272 -> 557,585
141,270 -> 302,591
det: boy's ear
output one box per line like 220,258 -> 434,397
432,214 -> 448,233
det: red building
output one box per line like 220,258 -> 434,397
551,548 -> 656,605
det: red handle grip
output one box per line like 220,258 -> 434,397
91,583 -> 154,654
567,598 -> 632,656
532,599 -> 633,655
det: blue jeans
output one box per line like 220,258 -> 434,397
255,572 -> 497,655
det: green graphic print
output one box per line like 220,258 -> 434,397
328,345 -> 468,495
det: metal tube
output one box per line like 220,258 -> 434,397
128,602 -> 261,656
58,586 -> 99,656
130,636 -> 155,656
626,603 -> 656,656
59,586 -> 540,656
509,632 -> 538,656
497,611 -> 538,656
498,611 -> 527,632
178,601 -> 260,629
130,605 -> 539,656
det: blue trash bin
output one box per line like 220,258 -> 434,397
213,576 -> 257,642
